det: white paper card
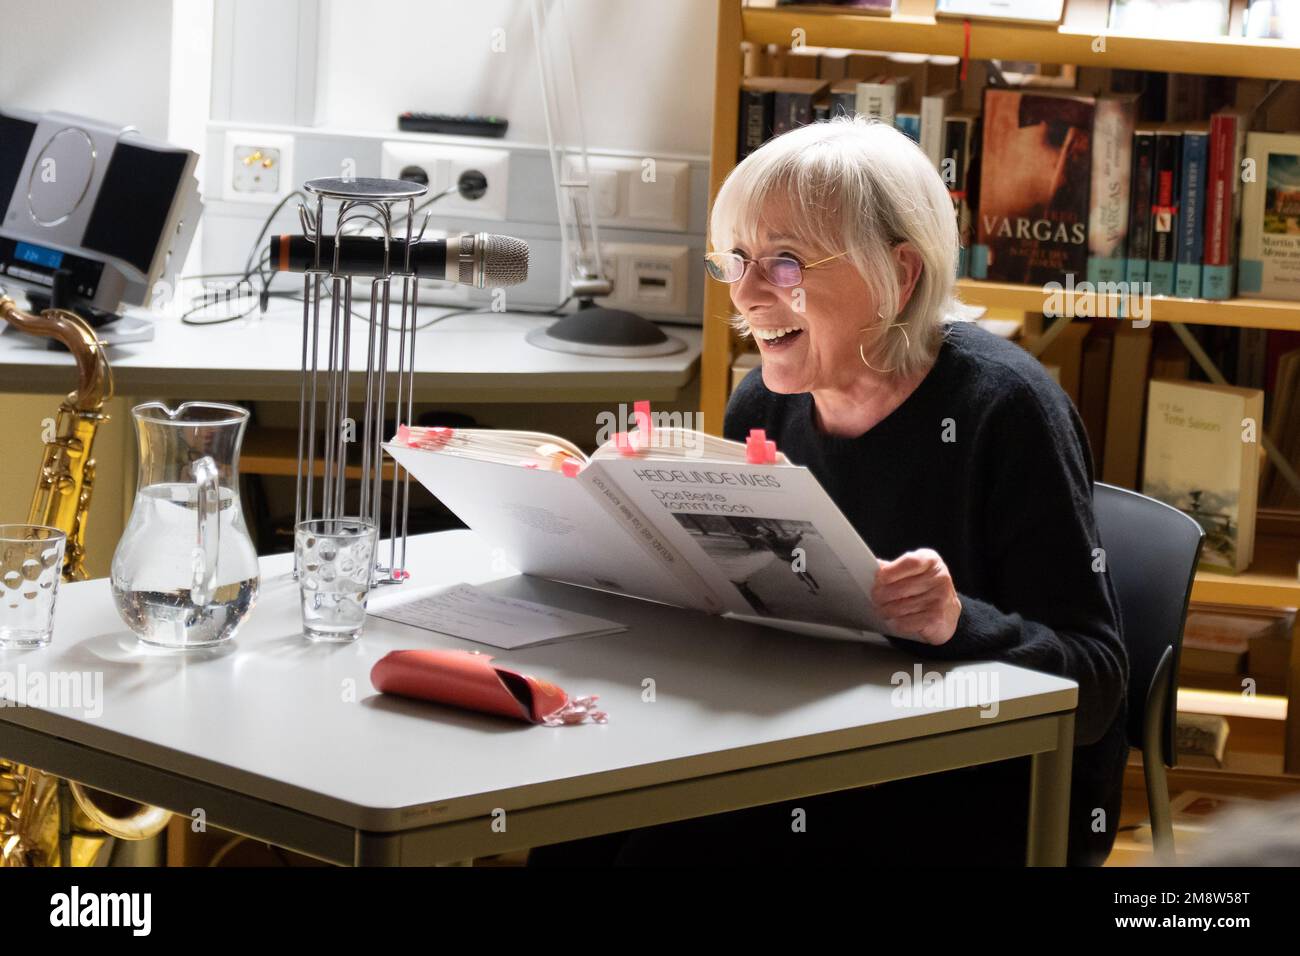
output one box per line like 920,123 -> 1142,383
369,582 -> 627,649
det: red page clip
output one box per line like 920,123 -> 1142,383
746,428 -> 778,465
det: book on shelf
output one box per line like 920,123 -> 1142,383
973,89 -> 1103,286
894,111 -> 920,143
1239,131 -> 1300,301
1244,0 -> 1300,39
1142,378 -> 1265,574
1174,713 -> 1230,768
921,88 -> 958,170
943,111 -> 979,278
935,0 -> 1064,24
1149,127 -> 1183,296
1079,327 -> 1115,471
1175,125 -> 1209,298
385,424 -> 893,641
1125,129 -> 1156,286
855,75 -> 909,127
1088,94 -> 1139,285
736,77 -> 829,161
1110,0 -> 1233,39
1202,111 -> 1248,300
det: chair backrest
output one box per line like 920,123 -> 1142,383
1093,482 -> 1205,766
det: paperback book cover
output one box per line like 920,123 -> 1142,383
1175,127 -> 1209,298
1239,131 -> 1300,300
1143,378 -> 1264,573
921,88 -> 958,170
855,76 -> 909,127
1125,130 -> 1156,285
974,89 -> 1094,285
1087,94 -> 1138,285
1149,128 -> 1184,296
1202,111 -> 1248,299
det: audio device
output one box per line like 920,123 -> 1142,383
270,232 -> 529,287
0,108 -> 201,318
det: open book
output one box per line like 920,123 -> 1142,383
384,422 -> 888,641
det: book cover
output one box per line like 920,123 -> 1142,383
1087,95 -> 1138,285
1239,131 -> 1300,301
1149,128 -> 1183,296
1175,127 -> 1209,298
1143,378 -> 1265,573
974,89 -> 1094,285
830,78 -> 858,118
1202,111 -> 1247,299
1110,0 -> 1231,37
1125,130 -> 1156,285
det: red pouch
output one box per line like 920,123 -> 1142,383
371,648 -> 577,724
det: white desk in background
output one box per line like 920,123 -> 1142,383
0,300 -> 702,403
0,530 -> 1078,866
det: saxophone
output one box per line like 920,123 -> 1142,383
0,294 -> 171,866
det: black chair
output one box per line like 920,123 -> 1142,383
1093,482 -> 1205,864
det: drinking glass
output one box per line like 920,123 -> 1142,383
295,518 -> 378,643
0,525 -> 66,649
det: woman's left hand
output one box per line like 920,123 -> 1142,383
870,548 -> 962,646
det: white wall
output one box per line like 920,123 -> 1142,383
317,0 -> 717,156
0,0 -> 174,137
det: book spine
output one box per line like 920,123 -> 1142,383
895,112 -> 920,143
737,89 -> 773,162
921,93 -> 946,170
1126,132 -> 1155,285
772,90 -> 812,137
1087,97 -> 1136,286
855,82 -> 897,126
943,116 -> 973,277
1175,130 -> 1209,298
1149,130 -> 1182,296
1202,113 -> 1245,300
831,88 -> 857,119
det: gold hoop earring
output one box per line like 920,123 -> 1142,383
858,311 -> 910,374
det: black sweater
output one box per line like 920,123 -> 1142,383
724,320 -> 1129,865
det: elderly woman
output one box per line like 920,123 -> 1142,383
533,117 -> 1126,867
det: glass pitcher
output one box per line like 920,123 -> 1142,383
111,402 -> 260,648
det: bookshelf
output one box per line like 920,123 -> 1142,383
702,0 -> 1300,772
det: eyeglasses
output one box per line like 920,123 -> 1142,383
703,250 -> 847,288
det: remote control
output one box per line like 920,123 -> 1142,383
398,112 -> 509,138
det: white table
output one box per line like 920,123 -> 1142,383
0,300 -> 702,403
0,531 -> 1077,865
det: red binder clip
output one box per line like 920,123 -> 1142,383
746,428 -> 778,465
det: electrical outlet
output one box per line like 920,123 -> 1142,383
380,141 -> 510,221
223,130 -> 295,204
597,243 -> 689,316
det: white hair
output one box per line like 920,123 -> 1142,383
710,116 -> 969,378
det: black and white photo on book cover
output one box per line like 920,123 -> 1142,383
672,514 -> 867,630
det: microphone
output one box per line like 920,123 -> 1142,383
269,232 -> 529,287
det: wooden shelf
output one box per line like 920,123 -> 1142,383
1192,534 -> 1300,609
741,6 -> 1300,82
956,280 -> 1300,333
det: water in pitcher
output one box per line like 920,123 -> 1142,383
111,483 -> 260,647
